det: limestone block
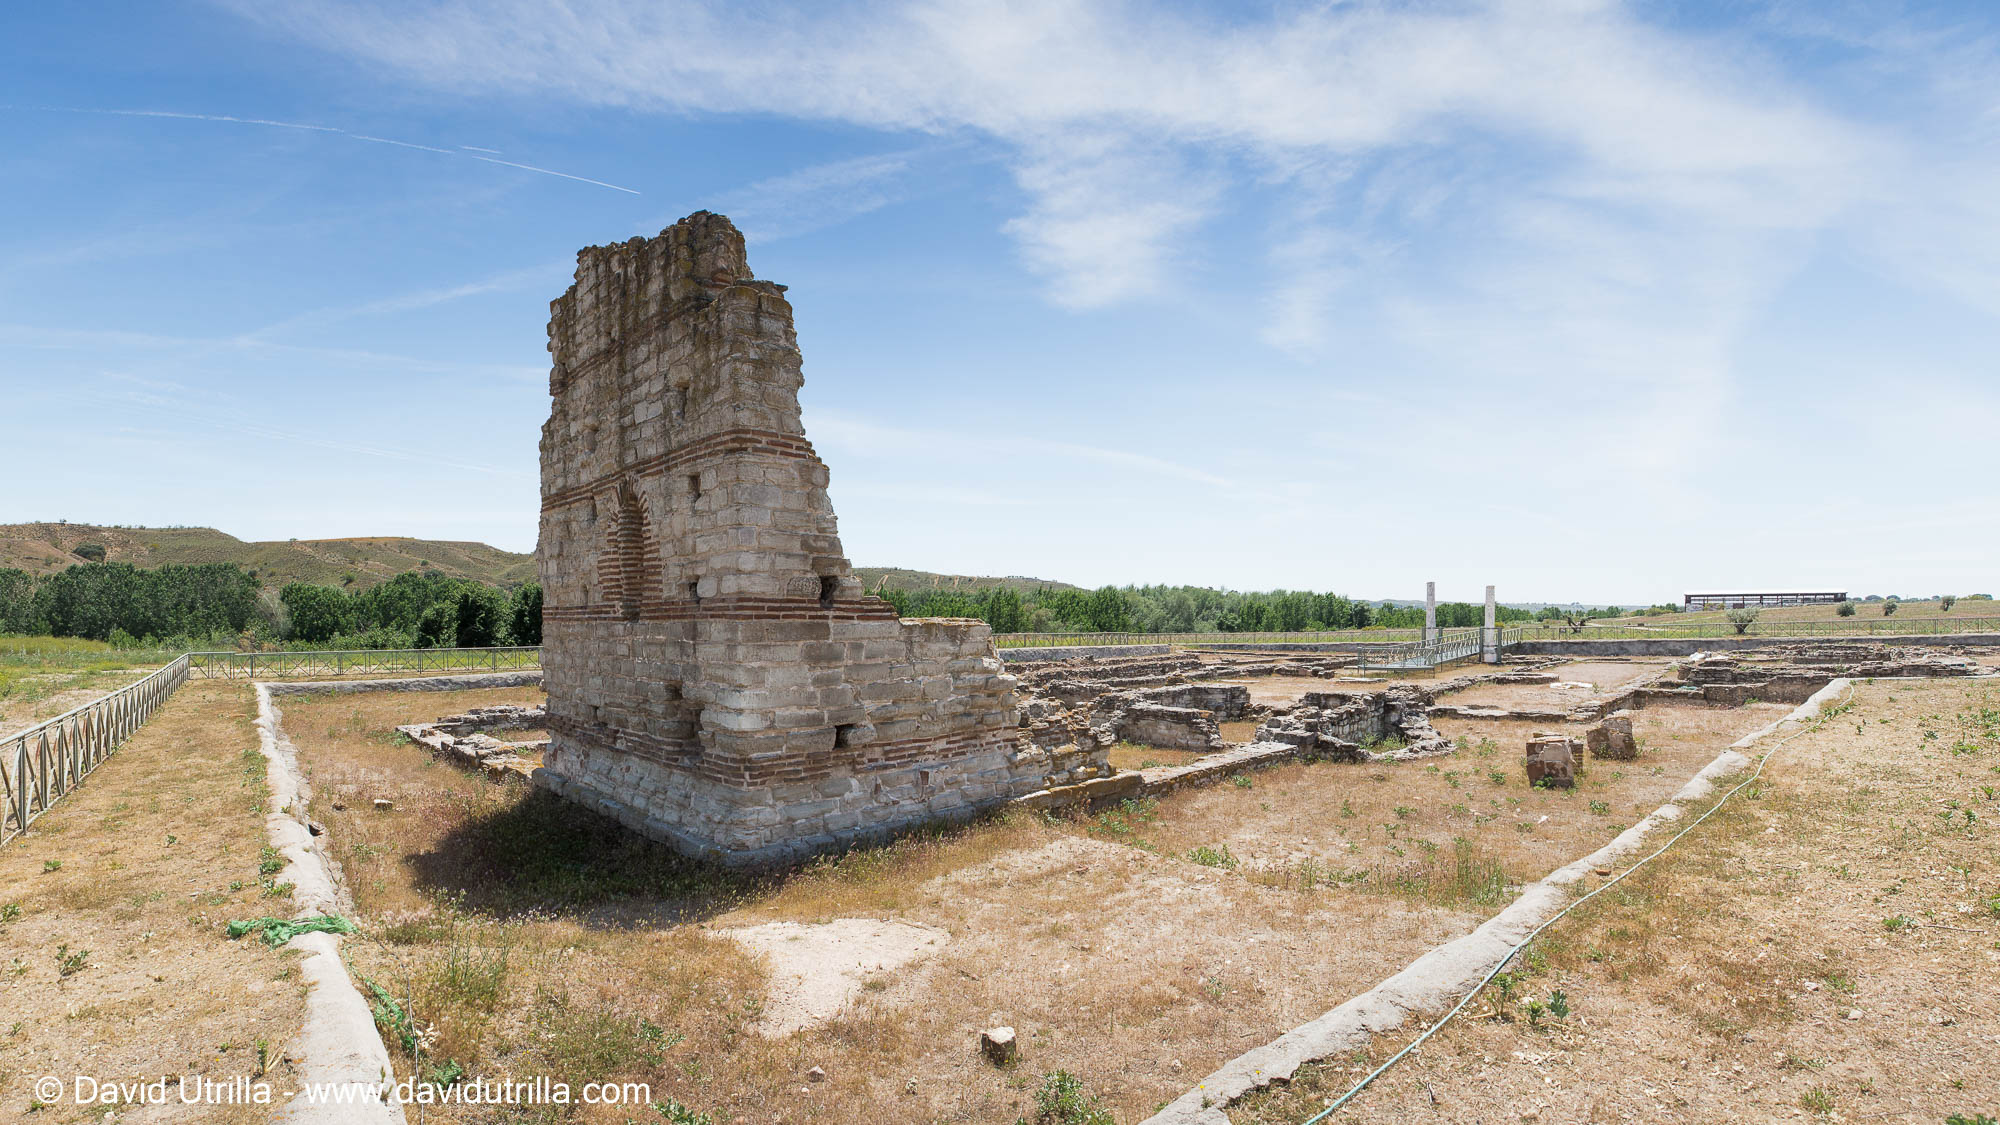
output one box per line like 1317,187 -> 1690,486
1524,734 -> 1578,789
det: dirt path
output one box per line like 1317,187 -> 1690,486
0,680 -> 306,1123
1239,677 -> 2000,1124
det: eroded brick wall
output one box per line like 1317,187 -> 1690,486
535,212 -> 1061,865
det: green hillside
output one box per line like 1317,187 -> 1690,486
0,523 -> 536,590
850,566 -> 1079,595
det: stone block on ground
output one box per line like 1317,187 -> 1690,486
1524,733 -> 1577,788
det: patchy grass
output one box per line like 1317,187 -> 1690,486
278,685 -> 1502,1122
1237,678 -> 2000,1124
1105,741 -> 1206,771
0,680 -> 302,1123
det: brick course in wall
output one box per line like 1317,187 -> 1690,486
534,212 -> 1083,865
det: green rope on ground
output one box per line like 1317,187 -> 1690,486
226,913 -> 358,946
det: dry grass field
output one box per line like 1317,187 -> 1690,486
0,680 -> 304,1123
1240,677 -> 2000,1125
10,659 -> 1968,1125
261,674 -> 1791,1125
0,638 -> 170,739
1624,596 -> 1997,627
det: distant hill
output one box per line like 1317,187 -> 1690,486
851,566 -> 1079,595
0,523 -> 536,590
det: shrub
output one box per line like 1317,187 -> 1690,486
1726,608 -> 1760,634
1027,1071 -> 1114,1125
1884,601 -> 1899,616
73,543 -> 106,562
1836,601 -> 1855,617
1941,594 -> 1957,612
1187,844 -> 1238,869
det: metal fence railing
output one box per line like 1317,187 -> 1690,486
990,629 -> 1428,649
1512,617 -> 2000,641
1353,628 -> 1485,671
186,646 -> 542,680
2,654 -> 190,844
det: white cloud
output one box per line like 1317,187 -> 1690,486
712,150 -> 923,242
228,1 -> 1885,327
203,0 -> 2000,593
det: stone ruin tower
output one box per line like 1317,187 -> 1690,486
535,212 -> 1050,865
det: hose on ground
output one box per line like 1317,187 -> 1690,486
1297,685 -> 1853,1124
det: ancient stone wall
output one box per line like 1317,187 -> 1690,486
535,213 -> 1077,865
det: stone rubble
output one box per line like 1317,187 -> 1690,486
1252,686 -> 1453,762
396,704 -> 548,777
1584,711 -> 1638,760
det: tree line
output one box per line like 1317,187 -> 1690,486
866,583 -> 1561,635
0,562 -> 540,650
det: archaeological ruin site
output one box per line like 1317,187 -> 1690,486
16,9 -> 2000,1123
12,216 -> 2000,1124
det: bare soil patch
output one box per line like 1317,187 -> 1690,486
1240,677 -> 2000,1124
0,680 -> 304,1123
1110,703 -> 1786,917
277,684 -> 1650,1123
1108,742 -> 1208,770
1436,659 -> 1668,710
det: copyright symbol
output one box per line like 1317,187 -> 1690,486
34,1076 -> 63,1103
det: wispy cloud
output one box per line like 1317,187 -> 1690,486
225,0 -> 1894,326
237,260 -> 571,342
808,409 -> 1233,489
19,104 -> 640,194
711,149 -> 930,241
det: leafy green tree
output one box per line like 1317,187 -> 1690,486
450,584 -> 509,648
281,583 -> 353,643
984,587 -> 1026,633
509,582 -> 543,645
36,563 -> 143,641
1084,586 -> 1128,631
415,601 -> 457,648
0,568 -> 44,634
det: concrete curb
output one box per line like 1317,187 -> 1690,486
254,683 -> 406,1124
1139,679 -> 1852,1125
264,670 -> 543,696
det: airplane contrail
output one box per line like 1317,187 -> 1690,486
19,105 -> 641,194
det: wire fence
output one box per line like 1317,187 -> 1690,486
186,646 -> 542,680
1514,616 -> 2000,640
992,617 -> 2000,649
1352,628 -> 1485,671
2,655 -> 190,845
991,629 -> 1430,649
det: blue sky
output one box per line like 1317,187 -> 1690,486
5,1 -> 1999,605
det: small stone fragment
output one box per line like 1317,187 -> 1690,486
307,821 -> 325,837
980,1026 -> 1018,1065
806,1066 -> 826,1082
372,798 -> 393,811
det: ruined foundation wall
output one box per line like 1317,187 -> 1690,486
535,213 -> 1065,865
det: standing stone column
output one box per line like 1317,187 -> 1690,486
1482,584 -> 1500,664
1423,581 -> 1437,645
